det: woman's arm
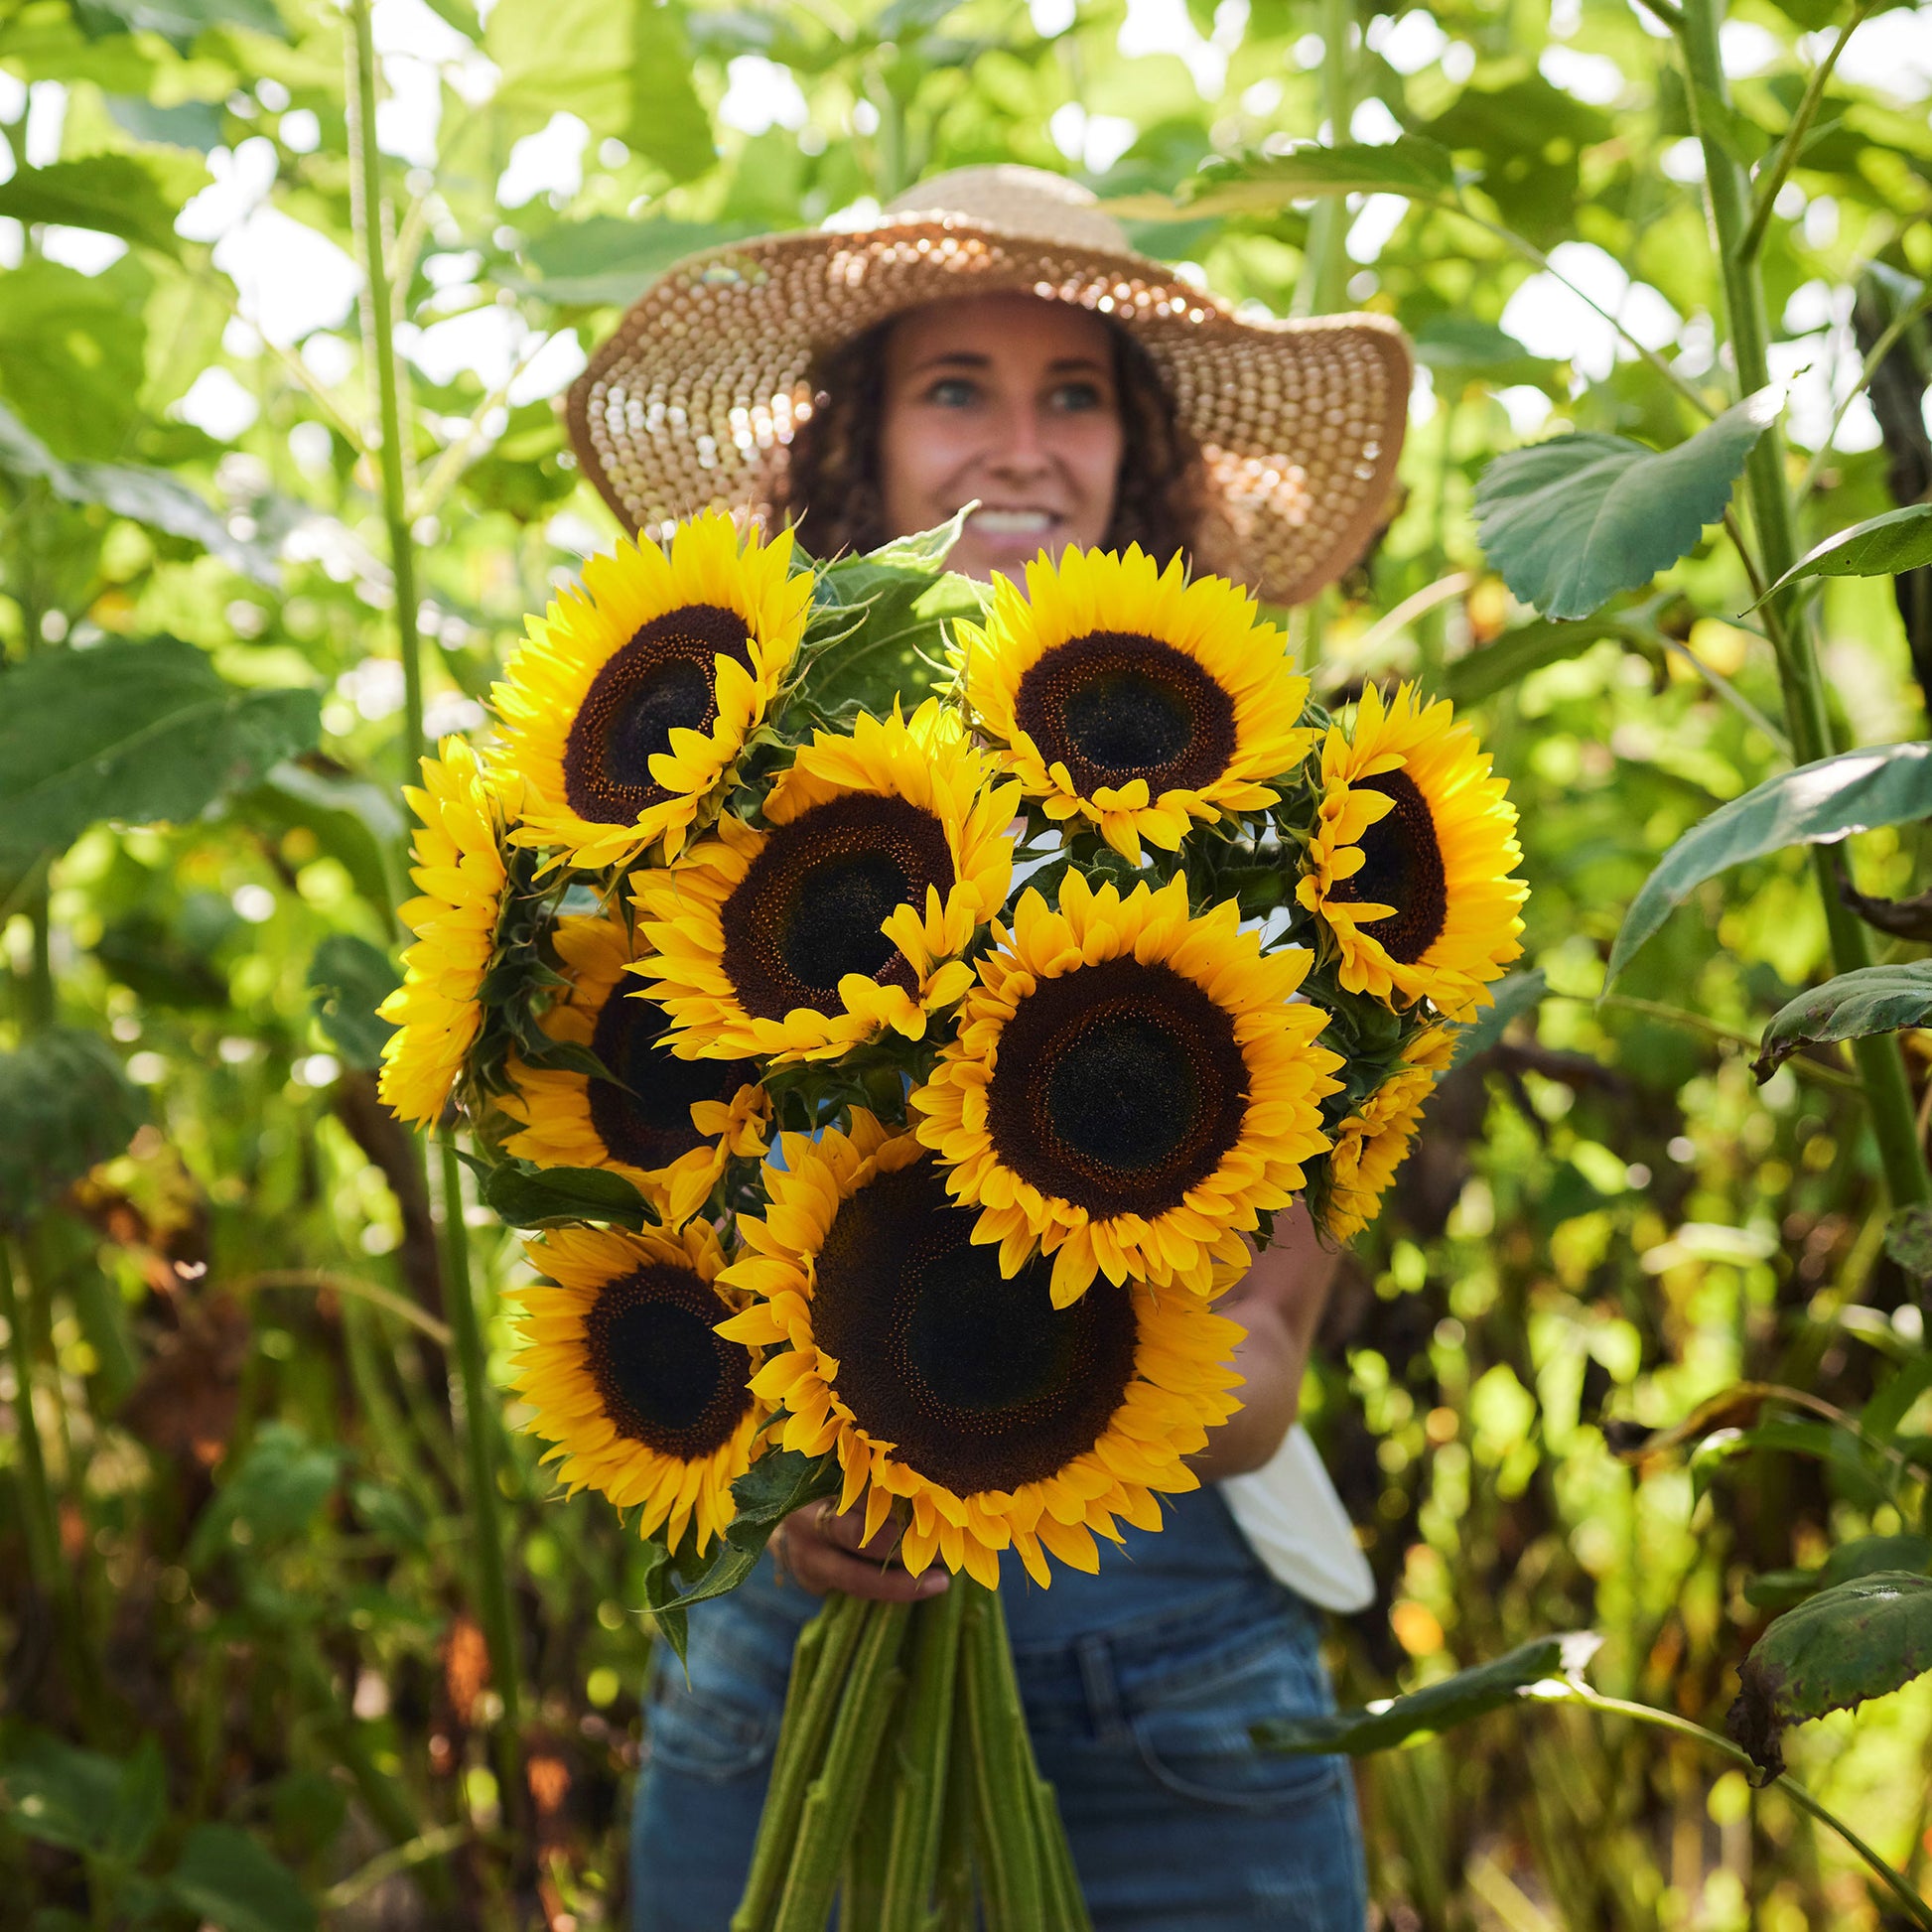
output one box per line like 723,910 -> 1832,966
770,1203 -> 1338,1597
1188,1202 -> 1338,1482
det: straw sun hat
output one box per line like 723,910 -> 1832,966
567,165 -> 1411,607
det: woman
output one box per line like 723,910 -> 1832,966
566,166 -> 1410,1932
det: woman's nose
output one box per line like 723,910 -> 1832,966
985,403 -> 1053,481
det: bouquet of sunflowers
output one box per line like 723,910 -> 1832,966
377,507 -> 1526,1929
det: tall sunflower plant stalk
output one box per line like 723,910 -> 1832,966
373,507 -> 1528,1930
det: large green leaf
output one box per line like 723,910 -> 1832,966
1726,1573 -> 1932,1783
0,638 -> 321,863
0,1029 -> 146,1229
242,759 -> 402,917
0,152 -> 207,256
1605,743 -> 1932,983
1113,136 -> 1458,220
642,1448 -> 844,1664
483,1159 -> 656,1230
487,0 -> 712,182
307,934 -> 399,1071
1474,392 -> 1778,621
509,215 -> 758,307
1758,503 -> 1932,604
1254,1634 -> 1598,1755
1445,614 -> 1645,706
1744,1533 -> 1932,1613
0,399 -> 277,581
1449,968 -> 1548,1069
1752,962 -> 1932,1079
167,1824 -> 316,1932
188,1424 -> 345,1568
0,1732 -> 165,1863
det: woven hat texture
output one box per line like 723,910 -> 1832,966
567,165 -> 1411,606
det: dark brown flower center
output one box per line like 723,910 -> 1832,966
585,1263 -> 751,1458
1012,632 -> 1238,798
985,955 -> 1249,1217
810,1159 -> 1139,1495
587,988 -> 756,1173
563,605 -> 752,825
718,793 -> 955,1023
1326,768 -> 1448,965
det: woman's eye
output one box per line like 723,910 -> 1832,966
1050,380 -> 1106,413
925,377 -> 978,408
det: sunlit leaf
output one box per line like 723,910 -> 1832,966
307,934 -> 399,1071
1757,504 -> 1932,604
1255,1634 -> 1600,1755
1449,969 -> 1548,1069
0,637 -> 320,863
506,215 -> 759,308
1726,1573 -> 1932,1783
0,152 -> 207,256
1606,742 -> 1932,983
1474,392 -> 1779,620
1745,1533 -> 1932,1613
1115,136 -> 1459,218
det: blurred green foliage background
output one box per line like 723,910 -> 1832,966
3,0 -> 1932,1923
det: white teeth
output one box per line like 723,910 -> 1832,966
973,510 -> 1052,534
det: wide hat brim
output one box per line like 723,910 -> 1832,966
567,210 -> 1411,607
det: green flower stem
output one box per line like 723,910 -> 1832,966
1678,0 -> 1931,1211
438,1139 -> 522,1809
1032,1777 -> 1091,1932
772,1597 -> 911,1932
1554,1685 -> 1932,1931
1293,0 -> 1354,320
1,1241 -> 66,1603
878,1583 -> 968,1930
930,1682 -> 978,1932
733,1588 -> 869,1932
958,1581 -> 1045,1929
345,0 -> 424,791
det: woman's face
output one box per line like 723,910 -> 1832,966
876,292 -> 1125,583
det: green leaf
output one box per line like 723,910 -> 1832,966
643,1447 -> 843,1663
307,934 -> 399,1071
0,1029 -> 146,1230
1752,962 -> 1932,1080
1124,136 -> 1458,218
1474,392 -> 1779,621
483,1159 -> 657,1229
1253,1633 -> 1600,1755
1757,503 -> 1932,605
487,0 -> 711,182
508,215 -> 758,307
167,1824 -> 317,1932
189,1423 -> 345,1567
84,0 -> 289,46
1449,968 -> 1548,1069
1744,1534 -> 1932,1613
1885,1205 -> 1932,1296
242,760 -> 402,916
1444,613 -> 1646,707
1605,742 -> 1932,984
0,638 -> 321,864
0,153 -> 207,257
105,94 -> 225,152
0,399 -> 278,581
1725,1573 -> 1932,1783
0,1732 -> 165,1863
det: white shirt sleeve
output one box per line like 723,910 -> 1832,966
1217,1423 -> 1377,1614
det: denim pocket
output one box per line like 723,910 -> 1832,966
642,1594 -> 797,1784
1129,1616 -> 1345,1813
644,1673 -> 778,1783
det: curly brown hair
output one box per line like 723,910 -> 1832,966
773,310 -> 1204,568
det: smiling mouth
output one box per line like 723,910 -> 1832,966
971,509 -> 1058,536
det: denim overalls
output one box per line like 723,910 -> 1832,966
629,1482 -> 1367,1930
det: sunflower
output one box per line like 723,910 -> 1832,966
719,1114 -> 1243,1588
954,544 -> 1317,863
1296,681 -> 1527,1021
630,701 -> 1018,1063
377,738 -> 517,1128
1321,1027 -> 1456,1242
512,1218 -> 764,1555
494,511 -> 813,872
912,872 -> 1342,1307
497,910 -> 767,1222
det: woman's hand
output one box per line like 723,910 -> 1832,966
772,1499 -> 952,1602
